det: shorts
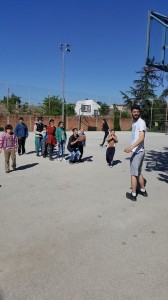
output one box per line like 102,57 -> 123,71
130,151 -> 145,176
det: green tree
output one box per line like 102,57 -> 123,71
41,96 -> 62,115
151,95 -> 167,130
97,101 -> 109,116
147,77 -> 168,130
0,93 -> 21,113
65,103 -> 75,116
113,104 -> 121,131
120,111 -> 130,118
120,67 -> 158,126
19,102 -> 29,113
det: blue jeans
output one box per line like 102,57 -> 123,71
70,150 -> 81,162
36,137 -> 42,155
57,140 -> 66,158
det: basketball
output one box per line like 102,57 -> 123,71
78,136 -> 85,142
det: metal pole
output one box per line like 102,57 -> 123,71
62,51 -> 65,122
7,87 -> 9,111
60,43 -> 70,123
146,11 -> 151,65
28,86 -> 31,106
150,100 -> 153,131
165,101 -> 168,135
7,87 -> 10,124
78,108 -> 81,130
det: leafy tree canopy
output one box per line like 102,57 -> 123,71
97,101 -> 109,116
65,103 -> 75,116
0,93 -> 21,113
41,96 -> 62,116
120,67 -> 159,125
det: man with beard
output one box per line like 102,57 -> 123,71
124,105 -> 148,201
67,128 -> 81,164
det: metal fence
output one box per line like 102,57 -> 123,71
0,82 -> 122,106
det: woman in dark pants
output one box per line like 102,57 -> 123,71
100,119 -> 109,146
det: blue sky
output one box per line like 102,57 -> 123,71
0,0 -> 168,105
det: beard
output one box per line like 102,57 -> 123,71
132,115 -> 139,121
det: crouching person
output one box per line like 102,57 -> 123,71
67,128 -> 81,164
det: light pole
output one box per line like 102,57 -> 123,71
60,43 -> 71,122
78,107 -> 81,130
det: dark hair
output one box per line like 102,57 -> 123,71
131,104 -> 141,112
19,117 -> 23,120
43,125 -> 47,129
36,116 -> 43,122
49,119 -> 54,123
58,121 -> 64,127
5,124 -> 13,131
72,128 -> 78,132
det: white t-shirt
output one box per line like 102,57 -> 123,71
131,117 -> 146,153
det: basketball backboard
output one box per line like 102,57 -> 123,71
146,11 -> 168,72
81,104 -> 91,113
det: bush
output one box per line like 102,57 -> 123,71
114,115 -> 121,131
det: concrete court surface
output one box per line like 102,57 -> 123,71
0,131 -> 168,300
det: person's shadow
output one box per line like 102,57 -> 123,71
26,151 -> 36,155
113,159 -> 122,166
0,289 -> 4,300
16,163 -> 39,171
81,156 -> 93,162
145,147 -> 168,184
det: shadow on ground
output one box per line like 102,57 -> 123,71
16,163 -> 39,170
82,156 -> 93,162
145,147 -> 168,183
113,159 -> 122,166
0,289 -> 4,300
26,151 -> 36,155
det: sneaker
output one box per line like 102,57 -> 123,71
109,165 -> 113,168
126,192 -> 137,201
6,170 -> 10,173
56,158 -> 60,162
69,161 -> 74,164
49,158 -> 54,161
100,144 -> 103,147
138,189 -> 148,197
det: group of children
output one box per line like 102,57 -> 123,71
0,116 -> 118,173
0,118 -> 87,172
34,118 -> 86,163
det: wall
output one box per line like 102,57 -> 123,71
0,114 -> 132,131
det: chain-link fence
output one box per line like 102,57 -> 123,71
149,107 -> 168,132
0,82 -> 122,106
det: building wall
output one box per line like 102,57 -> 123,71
0,114 -> 132,131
